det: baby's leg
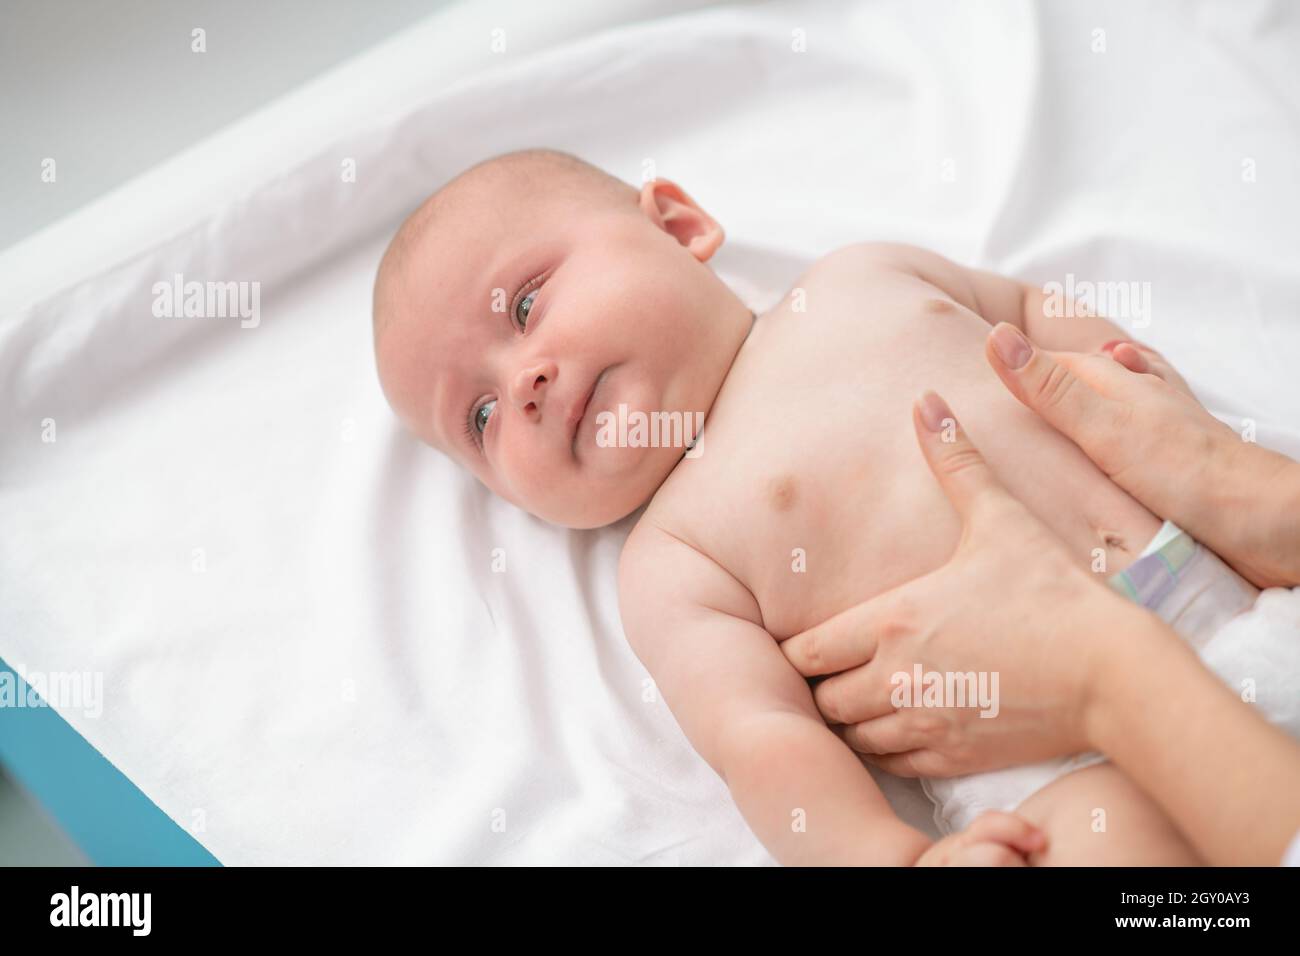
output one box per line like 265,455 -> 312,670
1013,762 -> 1203,865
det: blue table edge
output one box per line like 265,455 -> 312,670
0,656 -> 221,866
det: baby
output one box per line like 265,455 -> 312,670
372,149 -> 1260,865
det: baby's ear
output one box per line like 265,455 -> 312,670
637,179 -> 724,261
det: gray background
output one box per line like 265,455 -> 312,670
0,0 -> 450,251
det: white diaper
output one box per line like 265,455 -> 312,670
920,521 -> 1300,834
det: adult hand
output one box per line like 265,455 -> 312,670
986,322 -> 1300,588
781,392 -> 1152,777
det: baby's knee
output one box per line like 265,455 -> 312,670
1015,763 -> 1203,866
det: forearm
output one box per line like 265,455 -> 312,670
720,709 -> 932,865
1127,419 -> 1300,588
1086,611 -> 1300,865
1207,442 -> 1300,587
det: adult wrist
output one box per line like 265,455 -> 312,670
1213,442 -> 1300,587
1249,450 -> 1300,583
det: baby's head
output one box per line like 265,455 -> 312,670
373,149 -> 752,528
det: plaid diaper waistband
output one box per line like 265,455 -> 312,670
1107,525 -> 1199,610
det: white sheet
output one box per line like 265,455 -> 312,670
3,0 -> 1299,865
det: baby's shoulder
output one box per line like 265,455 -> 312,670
802,241 -> 944,285
772,242 -> 953,321
617,514 -> 763,651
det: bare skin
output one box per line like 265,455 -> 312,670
781,350 -> 1300,866
619,244 -> 1218,865
375,151 -> 1223,865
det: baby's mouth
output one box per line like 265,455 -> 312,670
569,367 -> 609,456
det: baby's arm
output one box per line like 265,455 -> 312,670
618,522 -> 932,865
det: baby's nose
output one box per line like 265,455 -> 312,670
508,360 -> 558,416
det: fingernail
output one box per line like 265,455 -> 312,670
918,391 -> 954,433
990,323 -> 1032,370
1099,339 -> 1126,354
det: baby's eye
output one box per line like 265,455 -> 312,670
515,291 -> 537,329
474,399 -> 496,435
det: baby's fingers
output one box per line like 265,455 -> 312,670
964,810 -> 1048,856
918,834 -> 1032,867
956,842 -> 1032,867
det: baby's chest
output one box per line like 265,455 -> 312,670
668,363 -> 967,639
684,450 -> 959,640
653,279 -> 994,638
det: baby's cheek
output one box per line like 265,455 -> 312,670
498,444 -> 570,509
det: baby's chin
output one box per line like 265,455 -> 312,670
528,482 -> 653,530
519,448 -> 678,529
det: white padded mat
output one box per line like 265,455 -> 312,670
2,0 -> 1298,864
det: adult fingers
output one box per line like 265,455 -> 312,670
780,591 -> 895,677
839,713 -> 927,755
913,391 -> 1017,523
986,323 -> 1131,445
812,663 -> 896,725
861,749 -> 952,779
1108,341 -> 1150,374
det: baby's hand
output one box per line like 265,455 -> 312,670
914,811 -> 1047,867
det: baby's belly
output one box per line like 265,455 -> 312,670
739,448 -> 1156,641
657,293 -> 1162,641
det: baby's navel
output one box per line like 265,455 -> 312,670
768,474 -> 798,512
922,297 -> 957,315
1098,528 -> 1128,551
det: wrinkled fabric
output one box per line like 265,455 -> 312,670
2,0 -> 1298,864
